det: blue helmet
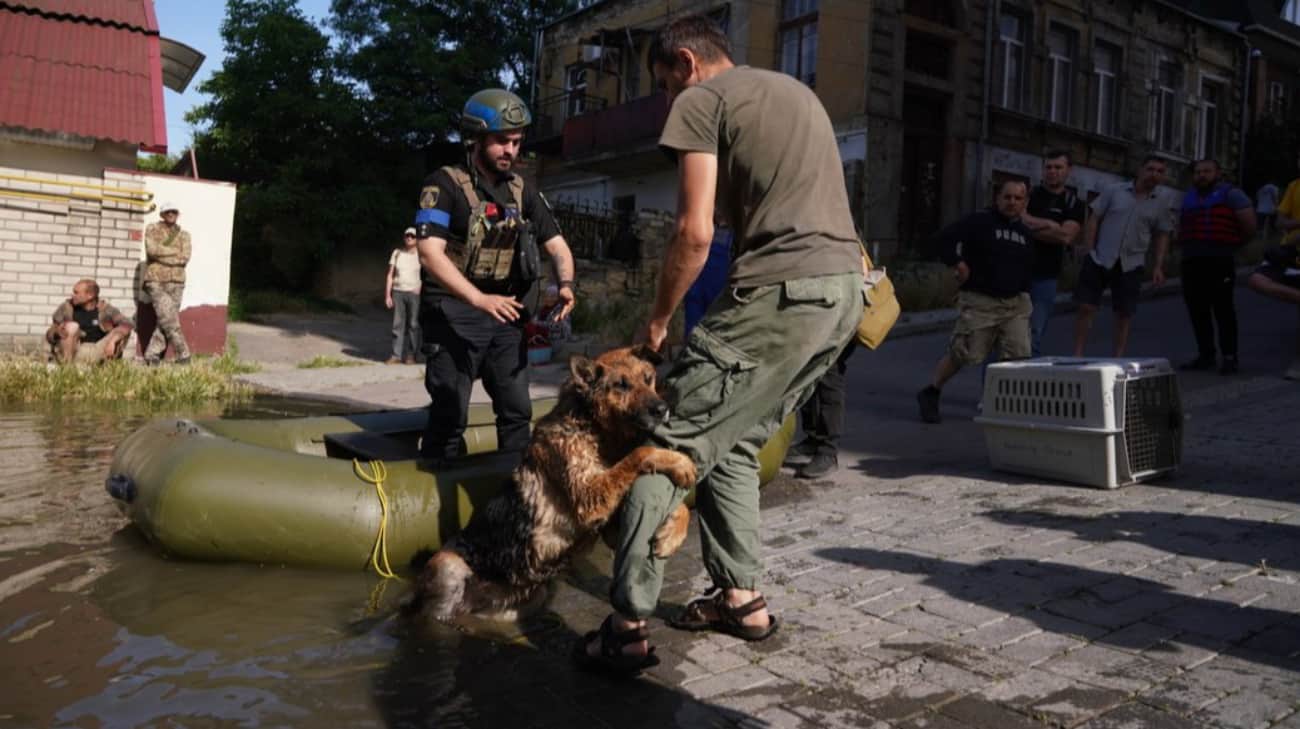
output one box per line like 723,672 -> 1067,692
461,88 -> 532,137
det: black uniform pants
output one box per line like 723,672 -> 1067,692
420,297 -> 532,460
1181,255 -> 1238,359
797,341 -> 856,456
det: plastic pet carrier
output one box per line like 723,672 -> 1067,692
974,358 -> 1183,489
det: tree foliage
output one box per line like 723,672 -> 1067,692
137,153 -> 180,173
187,0 -> 577,291
1243,113 -> 1300,194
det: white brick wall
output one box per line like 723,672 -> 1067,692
0,165 -> 146,344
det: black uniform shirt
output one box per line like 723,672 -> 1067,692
416,166 -> 562,302
1027,185 -> 1085,280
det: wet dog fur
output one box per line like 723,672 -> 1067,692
408,345 -> 696,622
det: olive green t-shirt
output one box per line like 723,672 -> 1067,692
659,65 -> 862,287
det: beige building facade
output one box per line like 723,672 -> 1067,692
532,0 -> 1252,259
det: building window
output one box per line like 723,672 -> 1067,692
1154,60 -> 1182,153
994,11 -> 1027,111
1284,0 -> 1299,24
565,64 -> 587,118
779,0 -> 818,86
1091,42 -> 1120,136
1198,78 -> 1224,160
1046,24 -> 1076,125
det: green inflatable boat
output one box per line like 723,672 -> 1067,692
107,401 -> 794,571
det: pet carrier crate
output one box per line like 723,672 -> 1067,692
974,358 -> 1183,489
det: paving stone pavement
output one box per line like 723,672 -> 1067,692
231,292 -> 1299,728
476,374 -> 1300,729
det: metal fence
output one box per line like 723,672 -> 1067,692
550,200 -> 638,261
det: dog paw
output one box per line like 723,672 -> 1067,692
652,504 -> 690,558
637,447 -> 697,489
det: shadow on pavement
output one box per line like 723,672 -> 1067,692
814,547 -> 1300,672
983,509 -> 1300,573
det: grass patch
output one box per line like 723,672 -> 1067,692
0,356 -> 254,407
228,288 -> 355,322
296,355 -> 366,369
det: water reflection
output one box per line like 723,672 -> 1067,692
0,398 -> 731,729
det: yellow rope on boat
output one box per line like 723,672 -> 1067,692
353,459 -> 403,580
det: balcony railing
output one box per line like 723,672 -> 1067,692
534,91 -> 609,141
562,93 -> 670,161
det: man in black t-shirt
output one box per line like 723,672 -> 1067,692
412,89 -> 576,461
1019,150 -> 1085,357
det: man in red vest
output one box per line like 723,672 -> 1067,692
1177,159 -> 1255,375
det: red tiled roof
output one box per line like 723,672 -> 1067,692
7,0 -> 156,30
0,1 -> 167,152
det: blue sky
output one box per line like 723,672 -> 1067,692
152,0 -> 333,154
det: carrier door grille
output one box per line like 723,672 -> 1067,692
1123,374 -> 1181,475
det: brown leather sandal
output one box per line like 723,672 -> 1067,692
572,615 -> 660,677
667,588 -> 779,641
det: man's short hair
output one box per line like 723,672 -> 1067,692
76,278 -> 99,297
1195,158 -> 1221,170
1141,154 -> 1167,167
647,14 -> 734,74
996,179 -> 1028,196
1043,149 -> 1072,165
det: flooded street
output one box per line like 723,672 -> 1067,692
0,400 -> 632,729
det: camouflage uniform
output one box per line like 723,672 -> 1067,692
46,298 -> 132,363
142,221 -> 192,361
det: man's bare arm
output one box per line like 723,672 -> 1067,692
640,151 -> 718,350
1235,207 -> 1258,241
542,235 -> 577,319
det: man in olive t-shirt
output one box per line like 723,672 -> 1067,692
577,14 -> 863,676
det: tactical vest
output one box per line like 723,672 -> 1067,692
1180,184 -> 1243,248
441,166 -> 531,282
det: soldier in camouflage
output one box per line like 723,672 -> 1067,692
142,202 -> 192,365
46,278 -> 133,364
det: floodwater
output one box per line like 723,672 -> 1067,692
0,398 -> 679,729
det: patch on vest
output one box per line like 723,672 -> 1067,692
419,186 -> 440,209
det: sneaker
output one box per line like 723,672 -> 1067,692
143,357 -> 161,367
782,439 -> 818,467
174,356 -> 191,366
385,356 -> 401,365
917,386 -> 941,424
1218,356 -> 1238,376
1178,355 -> 1216,371
796,452 -> 838,480
404,355 -> 418,365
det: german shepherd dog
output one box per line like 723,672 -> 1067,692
409,345 -> 696,621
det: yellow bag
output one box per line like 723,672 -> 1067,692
856,243 -> 900,349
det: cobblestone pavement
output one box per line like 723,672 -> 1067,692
232,292 -> 1300,728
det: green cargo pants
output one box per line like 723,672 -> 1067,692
609,271 -> 861,619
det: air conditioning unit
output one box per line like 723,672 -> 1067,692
974,358 -> 1183,489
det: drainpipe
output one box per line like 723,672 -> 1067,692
531,27 -> 543,107
1238,35 -> 1253,184
975,0 -> 999,207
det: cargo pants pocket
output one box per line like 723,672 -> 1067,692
665,326 -> 759,422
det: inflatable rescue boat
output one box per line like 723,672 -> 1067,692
106,401 -> 793,571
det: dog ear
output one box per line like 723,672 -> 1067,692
630,344 -> 664,366
569,355 -> 603,388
